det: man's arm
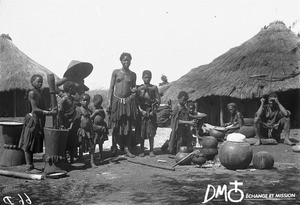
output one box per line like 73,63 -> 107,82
274,97 -> 290,117
255,98 -> 265,118
108,70 -> 117,108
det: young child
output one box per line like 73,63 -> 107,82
57,81 -> 80,164
136,70 -> 161,157
90,94 -> 109,160
76,93 -> 96,167
187,101 -> 207,146
168,91 -> 196,155
19,74 -> 57,172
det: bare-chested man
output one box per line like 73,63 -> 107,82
108,52 -> 138,157
136,70 -> 161,157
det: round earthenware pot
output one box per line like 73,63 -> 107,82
252,151 -> 274,169
219,140 -> 253,170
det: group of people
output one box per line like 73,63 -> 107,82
166,91 -> 294,156
18,52 -> 162,172
17,52 -> 294,172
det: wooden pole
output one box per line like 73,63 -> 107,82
47,74 -> 58,128
0,169 -> 44,180
127,159 -> 175,171
219,97 -> 224,126
13,90 -> 17,117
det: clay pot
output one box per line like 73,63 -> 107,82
219,141 -> 253,170
201,136 -> 218,148
192,153 -> 207,166
175,152 -> 191,165
292,144 -> 300,153
199,147 -> 218,160
252,151 -> 274,169
208,128 -> 225,139
178,146 -> 189,153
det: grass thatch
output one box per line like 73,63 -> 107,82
162,21 -> 300,101
0,34 -> 60,91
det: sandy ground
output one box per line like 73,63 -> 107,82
0,128 -> 299,205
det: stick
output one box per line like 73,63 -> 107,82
47,74 -> 58,128
172,150 -> 200,168
127,159 -> 175,171
0,170 -> 44,180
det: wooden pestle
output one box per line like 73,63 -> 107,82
47,74 -> 58,129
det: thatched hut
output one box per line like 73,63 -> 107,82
0,34 -> 60,117
162,21 -> 300,127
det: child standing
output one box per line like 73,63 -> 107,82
57,81 -> 80,164
19,74 -> 57,172
76,93 -> 96,167
187,101 -> 207,146
136,70 -> 161,157
168,91 -> 196,155
90,94 -> 109,160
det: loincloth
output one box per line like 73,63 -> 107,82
109,94 -> 138,135
18,113 -> 44,153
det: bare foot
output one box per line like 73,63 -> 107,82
149,151 -> 155,157
139,153 -> 145,157
126,152 -> 135,158
284,139 -> 295,146
254,139 -> 261,146
125,148 -> 135,158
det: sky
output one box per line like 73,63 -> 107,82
0,0 -> 299,90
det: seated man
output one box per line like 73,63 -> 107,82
254,93 -> 294,146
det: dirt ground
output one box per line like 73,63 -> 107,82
0,128 -> 300,205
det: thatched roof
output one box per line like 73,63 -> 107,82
162,21 -> 300,101
0,34 -> 60,92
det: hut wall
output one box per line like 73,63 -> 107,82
0,88 -> 51,117
196,90 -> 300,128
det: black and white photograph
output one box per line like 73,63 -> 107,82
0,0 -> 299,204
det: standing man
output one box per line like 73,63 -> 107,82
108,52 -> 138,158
254,93 -> 294,146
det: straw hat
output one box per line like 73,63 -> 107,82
63,60 -> 93,91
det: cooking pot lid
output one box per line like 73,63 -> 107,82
226,133 -> 246,142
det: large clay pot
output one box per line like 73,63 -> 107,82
0,121 -> 25,167
43,127 -> 69,174
199,147 -> 218,160
219,141 -> 253,170
192,153 -> 207,166
201,136 -> 218,148
252,151 -> 274,169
